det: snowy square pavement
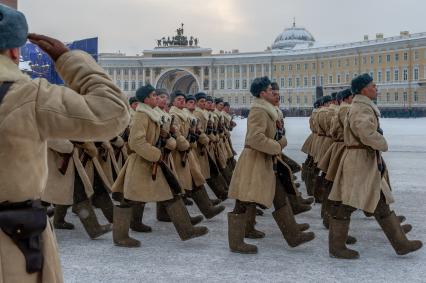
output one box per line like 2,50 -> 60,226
58,118 -> 426,283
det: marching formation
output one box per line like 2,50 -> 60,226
0,4 -> 422,282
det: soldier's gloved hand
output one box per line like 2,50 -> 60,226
28,33 -> 69,61
189,133 -> 198,143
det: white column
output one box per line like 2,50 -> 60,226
150,68 -> 153,85
246,64 -> 250,88
142,68 -> 146,85
261,64 -> 264,76
217,66 -> 220,92
224,66 -> 228,91
209,66 -> 213,92
239,64 -> 242,89
269,63 -> 272,78
232,65 -> 235,89
113,68 -> 117,82
254,64 -> 257,77
135,68 -> 139,89
201,66 -> 205,91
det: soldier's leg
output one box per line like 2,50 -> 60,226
190,186 -> 225,219
73,174 -> 112,239
164,196 -> 208,241
113,200 -> 140,247
91,170 -> 114,223
374,193 -> 422,255
328,203 -> 359,259
130,202 -> 152,233
244,204 -> 265,239
53,205 -> 75,230
272,180 -> 315,247
156,200 -> 203,225
288,193 -> 312,216
228,200 -> 258,254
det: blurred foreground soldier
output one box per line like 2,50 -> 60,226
328,74 -> 422,259
111,85 -> 208,248
227,77 -> 314,254
0,4 -> 129,281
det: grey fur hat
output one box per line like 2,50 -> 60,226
0,4 -> 28,49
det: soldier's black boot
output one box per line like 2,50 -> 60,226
228,212 -> 258,254
191,186 -> 225,219
165,196 -> 208,241
74,199 -> 112,239
92,191 -> 114,223
376,211 -> 422,255
53,205 -> 74,230
273,203 -> 315,247
244,205 -> 265,239
130,203 -> 152,233
113,205 -> 140,247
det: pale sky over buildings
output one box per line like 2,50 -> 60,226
19,0 -> 426,55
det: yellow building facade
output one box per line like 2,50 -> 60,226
99,24 -> 426,116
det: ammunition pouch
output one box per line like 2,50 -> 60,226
0,200 -> 47,273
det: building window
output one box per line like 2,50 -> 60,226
370,56 -> 374,64
242,79 -> 247,89
280,96 -> 285,103
395,53 -> 399,61
337,74 -> 341,84
395,92 -> 399,101
296,64 -> 301,71
235,96 -> 239,104
280,77 -> 285,88
288,78 -> 293,87
123,81 -> 129,91
378,55 -> 382,64
131,81 -> 136,90
386,70 -> 391,82
362,56 -> 366,64
386,92 -> 390,103
369,72 -> 374,80
296,77 -> 300,88
289,64 -> 293,71
124,69 -> 129,75
386,54 -> 391,62
241,66 -> 247,73
304,95 -> 308,105
116,80 -> 121,88
403,69 -> 408,81
414,68 -> 419,80
281,65 -> 285,71
264,64 -> 269,72
235,80 -> 240,89
220,80 -> 225,89
213,80 -> 217,90
311,76 -> 316,86
296,95 -> 300,104
320,62 -> 324,69
378,71 -> 382,82
346,73 -> 350,83
220,66 -> 225,73
414,50 -> 419,60
403,92 -> 408,102
329,75 -> 333,84
320,76 -> 324,86
414,91 -> 418,102
329,61 -> 333,68
273,65 -> 276,72
117,69 -> 121,75
249,65 -> 254,73
394,69 -> 399,81
131,69 -> 136,75
235,66 -> 240,73
312,62 -> 316,70
139,81 -> 143,88
304,77 -> 308,87
304,63 -> 308,70
404,52 -> 408,61
108,69 -> 113,76
242,95 -> 246,104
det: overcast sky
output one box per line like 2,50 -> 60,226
18,0 -> 426,55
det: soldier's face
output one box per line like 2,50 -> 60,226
260,85 -> 275,105
272,90 -> 280,106
157,94 -> 169,109
206,101 -> 213,110
362,82 -> 378,100
173,96 -> 186,109
223,106 -> 230,113
197,99 -> 206,109
216,102 -> 224,111
130,102 -> 138,110
345,95 -> 354,104
144,92 -> 157,108
186,100 -> 196,110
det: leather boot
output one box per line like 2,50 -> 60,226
130,203 -> 152,233
288,194 -> 311,215
272,204 -> 315,247
228,212 -> 258,254
166,197 -> 208,241
210,198 -> 222,206
321,181 -> 332,219
329,218 -> 360,259
313,174 -> 324,204
206,175 -> 228,200
113,205 -> 140,247
301,162 -> 306,181
74,199 -> 112,239
299,195 -> 314,205
53,205 -> 74,230
182,195 -> 193,206
91,192 -> 114,223
376,211 -> 422,255
192,186 -> 225,219
157,202 -> 203,225
245,205 -> 265,239
297,223 -> 310,232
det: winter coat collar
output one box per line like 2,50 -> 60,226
251,97 -> 278,121
169,106 -> 189,122
353,95 -> 381,117
136,103 -> 162,124
195,107 -> 209,120
0,54 -> 30,82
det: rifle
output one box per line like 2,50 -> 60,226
151,116 -> 165,181
273,119 -> 285,175
181,118 -> 198,167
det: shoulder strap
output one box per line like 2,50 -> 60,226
0,82 -> 13,104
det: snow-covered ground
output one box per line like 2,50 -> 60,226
58,118 -> 426,283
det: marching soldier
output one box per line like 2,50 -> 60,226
221,101 -> 238,171
169,91 -> 225,219
328,74 -> 422,259
0,4 -> 129,281
227,77 -> 314,254
111,85 -> 208,248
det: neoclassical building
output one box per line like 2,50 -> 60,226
99,23 -> 426,115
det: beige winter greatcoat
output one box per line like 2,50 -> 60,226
329,95 -> 394,213
301,110 -> 316,155
112,104 -> 176,202
0,51 -> 129,283
42,140 -> 94,205
228,98 -> 286,208
193,107 -> 211,179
